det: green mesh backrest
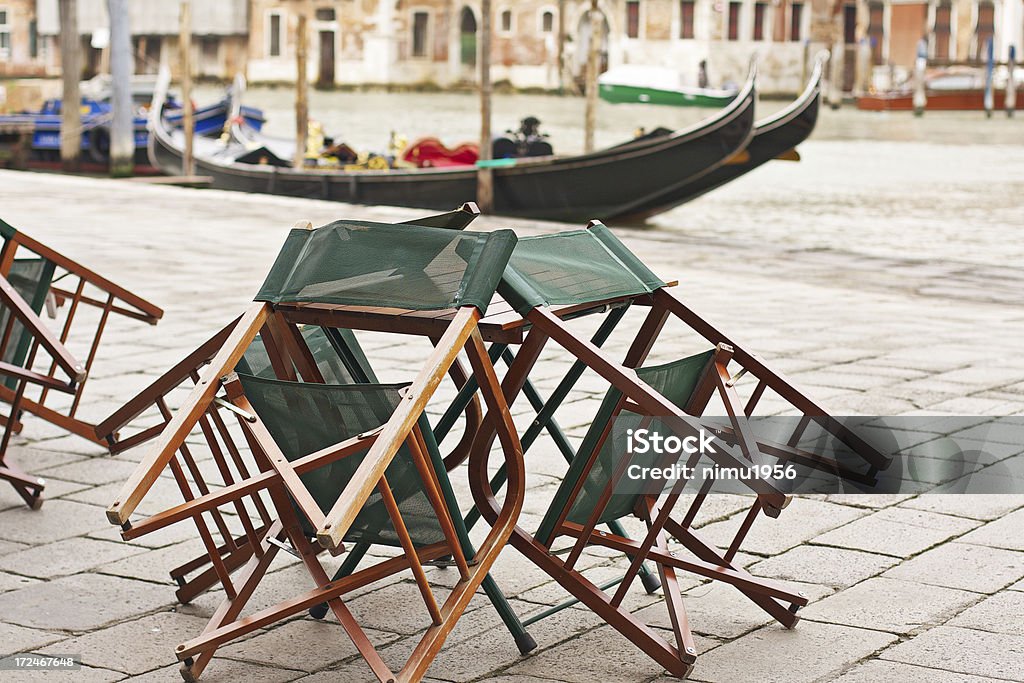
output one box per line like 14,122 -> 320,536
536,349 -> 714,544
1,259 -> 57,386
255,220 -> 516,315
499,224 -> 666,315
238,373 -> 447,546
237,326 -> 377,384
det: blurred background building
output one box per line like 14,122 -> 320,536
0,0 -> 1020,94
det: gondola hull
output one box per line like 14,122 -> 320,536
149,75 -> 756,223
614,55 -> 824,222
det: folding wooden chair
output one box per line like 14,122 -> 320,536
91,206 -> 535,657
463,221 -> 890,677
0,218 -> 162,507
106,219 -> 527,682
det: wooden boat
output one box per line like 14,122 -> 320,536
613,54 -> 824,222
857,88 -> 1007,111
856,67 -> 1014,111
599,65 -> 738,108
148,69 -> 756,223
0,94 -> 264,170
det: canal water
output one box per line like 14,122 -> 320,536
195,84 -> 1024,268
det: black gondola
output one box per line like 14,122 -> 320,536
148,69 -> 757,223
612,54 -> 825,222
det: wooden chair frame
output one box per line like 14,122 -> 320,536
0,219 -> 163,448
0,273 -> 84,507
95,211 -> 487,603
107,298 -> 526,683
465,227 -> 890,676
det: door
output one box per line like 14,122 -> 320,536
460,7 -> 477,69
318,31 -> 335,87
842,4 -> 857,91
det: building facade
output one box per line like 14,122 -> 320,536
5,0 -> 1021,94
0,0 -> 46,76
246,0 -> 836,93
34,0 -> 248,80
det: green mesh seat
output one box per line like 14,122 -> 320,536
238,326 -> 376,384
499,224 -> 665,315
256,220 -> 514,315
538,350 -> 714,540
239,374 -> 450,545
0,258 -> 57,378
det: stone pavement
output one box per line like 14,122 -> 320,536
0,166 -> 1022,682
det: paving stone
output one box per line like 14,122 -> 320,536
800,577 -> 979,635
219,617 -> 396,672
38,611 -> 209,675
957,507 -> 1024,551
749,545 -> 899,588
812,507 -> 980,558
694,497 -> 867,557
0,570 -> 42,593
0,537 -> 148,580
831,659 -> 1004,683
948,591 -> 1024,636
0,664 -> 126,682
686,622 -> 897,683
898,493 -> 1024,520
129,658 -> 304,683
0,622 -> 65,656
0,572 -> 173,631
0,499 -> 109,544
880,626 -> 1024,681
95,538 -> 206,585
0,538 -> 27,556
883,542 -> 1024,593
293,661 -> 396,682
503,624 -> 708,682
647,579 -> 831,639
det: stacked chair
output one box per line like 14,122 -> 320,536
105,208 -> 888,681
105,212 -> 531,682
0,218 -> 162,508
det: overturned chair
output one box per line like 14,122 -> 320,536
463,221 -> 890,677
106,218 -> 528,682
0,218 -> 162,508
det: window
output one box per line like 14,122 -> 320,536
412,11 -> 429,58
753,2 -> 767,41
790,2 -> 803,42
727,1 -> 741,41
0,8 -> 10,60
500,9 -> 512,33
201,36 -> 218,65
975,1 -> 994,61
541,10 -> 554,33
267,12 -> 282,57
679,0 -> 695,39
315,8 -> 336,21
933,1 -> 951,60
29,18 -> 37,58
626,1 -> 640,39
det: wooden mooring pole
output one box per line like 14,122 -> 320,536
107,0 -> 133,177
179,0 -> 194,176
58,0 -> 81,172
477,0 -> 494,212
295,12 -> 309,169
583,0 -> 601,153
1007,45 -> 1017,118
